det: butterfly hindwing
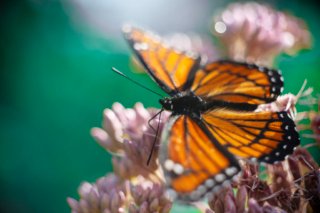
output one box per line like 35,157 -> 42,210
123,26 -> 201,95
192,60 -> 284,107
160,115 -> 240,201
201,109 -> 300,163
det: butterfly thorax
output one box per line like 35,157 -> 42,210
159,93 -> 205,117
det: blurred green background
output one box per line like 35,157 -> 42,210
1,0 -> 319,212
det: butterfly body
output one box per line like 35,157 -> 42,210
160,93 -> 205,117
123,25 -> 300,202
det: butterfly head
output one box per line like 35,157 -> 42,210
159,98 -> 173,111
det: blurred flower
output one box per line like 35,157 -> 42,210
207,186 -> 247,213
247,199 -> 286,213
255,80 -> 313,121
91,102 -> 169,180
212,2 -> 311,66
68,103 -> 172,212
297,96 -> 320,146
303,170 -> 320,212
129,178 -> 172,213
255,93 -> 298,119
67,174 -> 172,213
67,174 -> 127,213
204,147 -> 319,213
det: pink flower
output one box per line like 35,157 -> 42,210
91,102 -> 169,179
67,173 -> 172,213
212,2 -> 311,66
68,103 -> 172,213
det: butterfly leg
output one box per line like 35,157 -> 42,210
148,108 -> 164,133
147,108 -> 164,165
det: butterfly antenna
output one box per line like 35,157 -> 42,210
112,67 -> 164,98
147,108 -> 164,166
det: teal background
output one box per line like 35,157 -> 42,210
1,0 -> 319,212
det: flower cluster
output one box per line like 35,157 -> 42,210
206,147 -> 320,213
212,2 -> 311,66
67,174 -> 172,213
68,103 -> 172,212
91,102 -> 170,180
296,96 -> 320,147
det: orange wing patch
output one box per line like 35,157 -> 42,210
192,61 -> 283,105
202,109 -> 300,163
123,26 -> 200,94
160,116 -> 240,201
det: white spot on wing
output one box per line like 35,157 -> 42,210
196,185 -> 207,195
164,160 -> 174,171
186,51 -> 198,59
212,185 -> 222,193
189,191 -> 201,200
215,173 -> 226,182
173,163 -> 184,175
205,192 -> 214,200
166,189 -> 177,200
204,179 -> 215,188
134,42 -> 149,51
225,167 -> 238,176
222,180 -> 231,187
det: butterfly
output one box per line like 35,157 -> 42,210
122,25 -> 300,202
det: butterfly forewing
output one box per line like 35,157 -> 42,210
192,61 -> 283,106
160,115 -> 240,201
123,26 -> 200,95
202,109 -> 300,163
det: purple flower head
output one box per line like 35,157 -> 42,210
92,102 -> 169,180
69,103 -> 173,212
68,173 -> 172,213
212,2 -> 311,66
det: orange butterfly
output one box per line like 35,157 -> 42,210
123,25 -> 300,202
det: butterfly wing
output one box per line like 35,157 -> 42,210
201,109 -> 300,163
124,27 -> 283,107
160,115 -> 240,201
123,26 -> 201,95
191,60 -> 284,108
